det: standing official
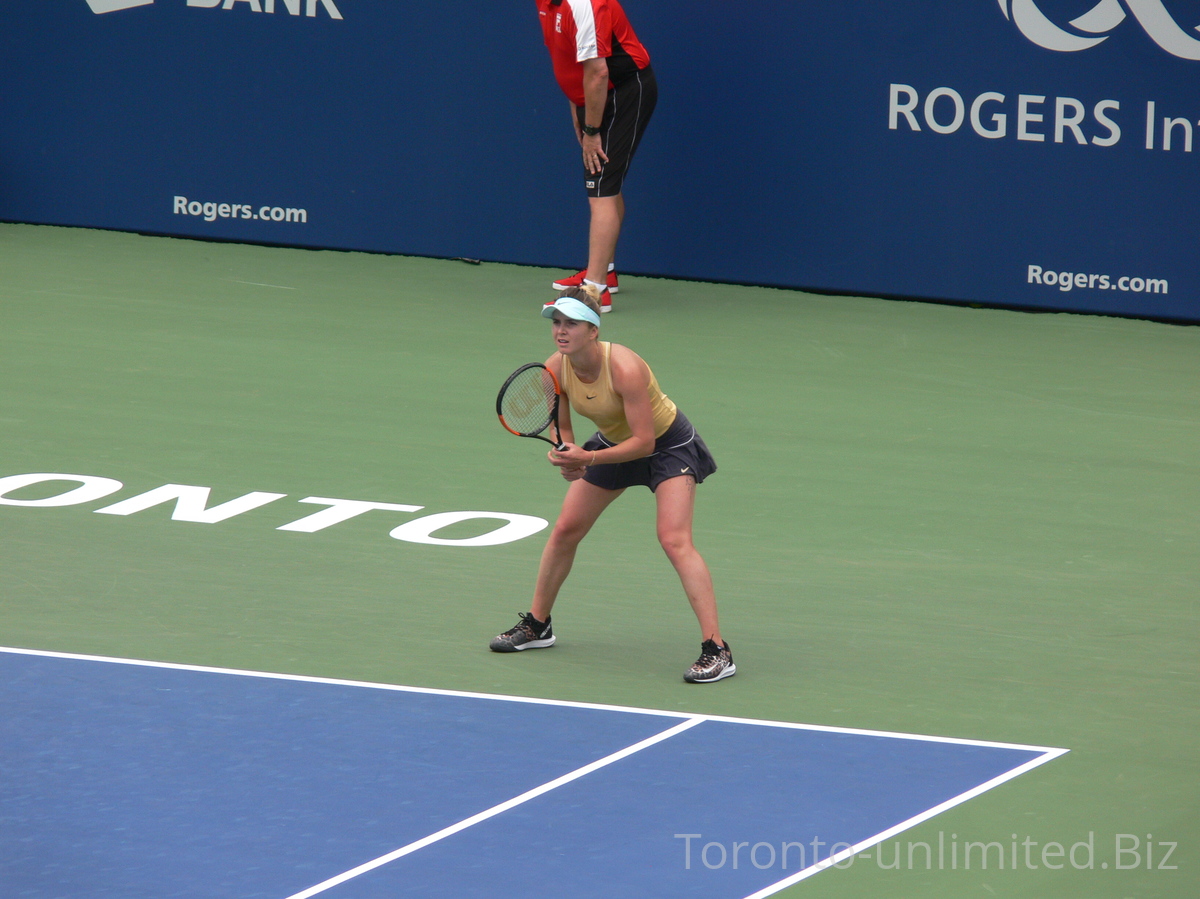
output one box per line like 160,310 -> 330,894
536,0 -> 657,313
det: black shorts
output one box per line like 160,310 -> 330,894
577,65 -> 657,198
581,411 -> 716,493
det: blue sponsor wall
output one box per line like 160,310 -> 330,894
1,0 -> 1197,321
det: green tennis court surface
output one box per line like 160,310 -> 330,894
1,223 -> 1196,897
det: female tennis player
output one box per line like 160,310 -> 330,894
490,288 -> 734,683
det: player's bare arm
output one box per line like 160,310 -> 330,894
604,344 -> 656,460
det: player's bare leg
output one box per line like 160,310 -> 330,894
530,479 -> 624,622
654,476 -> 723,644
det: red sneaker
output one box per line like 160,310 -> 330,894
551,269 -> 619,294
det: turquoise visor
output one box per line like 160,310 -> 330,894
541,296 -> 601,328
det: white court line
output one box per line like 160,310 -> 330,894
3,646 -> 1069,898
0,646 -> 1067,753
741,747 -> 1068,899
279,717 -> 706,899
225,279 -> 297,289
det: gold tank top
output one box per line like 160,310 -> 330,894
561,342 -> 677,443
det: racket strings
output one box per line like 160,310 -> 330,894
499,368 -> 556,435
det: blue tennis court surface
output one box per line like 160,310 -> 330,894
1,648 -> 1066,898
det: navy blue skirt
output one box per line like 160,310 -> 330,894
581,411 -> 717,493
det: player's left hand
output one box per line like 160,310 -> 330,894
549,444 -> 590,468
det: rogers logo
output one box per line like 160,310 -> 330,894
998,0 -> 1200,60
86,0 -> 344,18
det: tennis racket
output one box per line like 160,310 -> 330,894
497,363 -> 567,450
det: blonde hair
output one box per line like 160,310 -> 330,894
556,287 -> 603,321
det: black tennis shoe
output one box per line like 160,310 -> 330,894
684,639 -> 736,683
489,612 -> 555,652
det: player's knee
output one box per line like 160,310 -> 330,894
551,517 -> 590,548
656,529 -> 692,562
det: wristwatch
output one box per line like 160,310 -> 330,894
581,124 -> 602,136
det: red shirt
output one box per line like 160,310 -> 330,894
536,0 -> 651,107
